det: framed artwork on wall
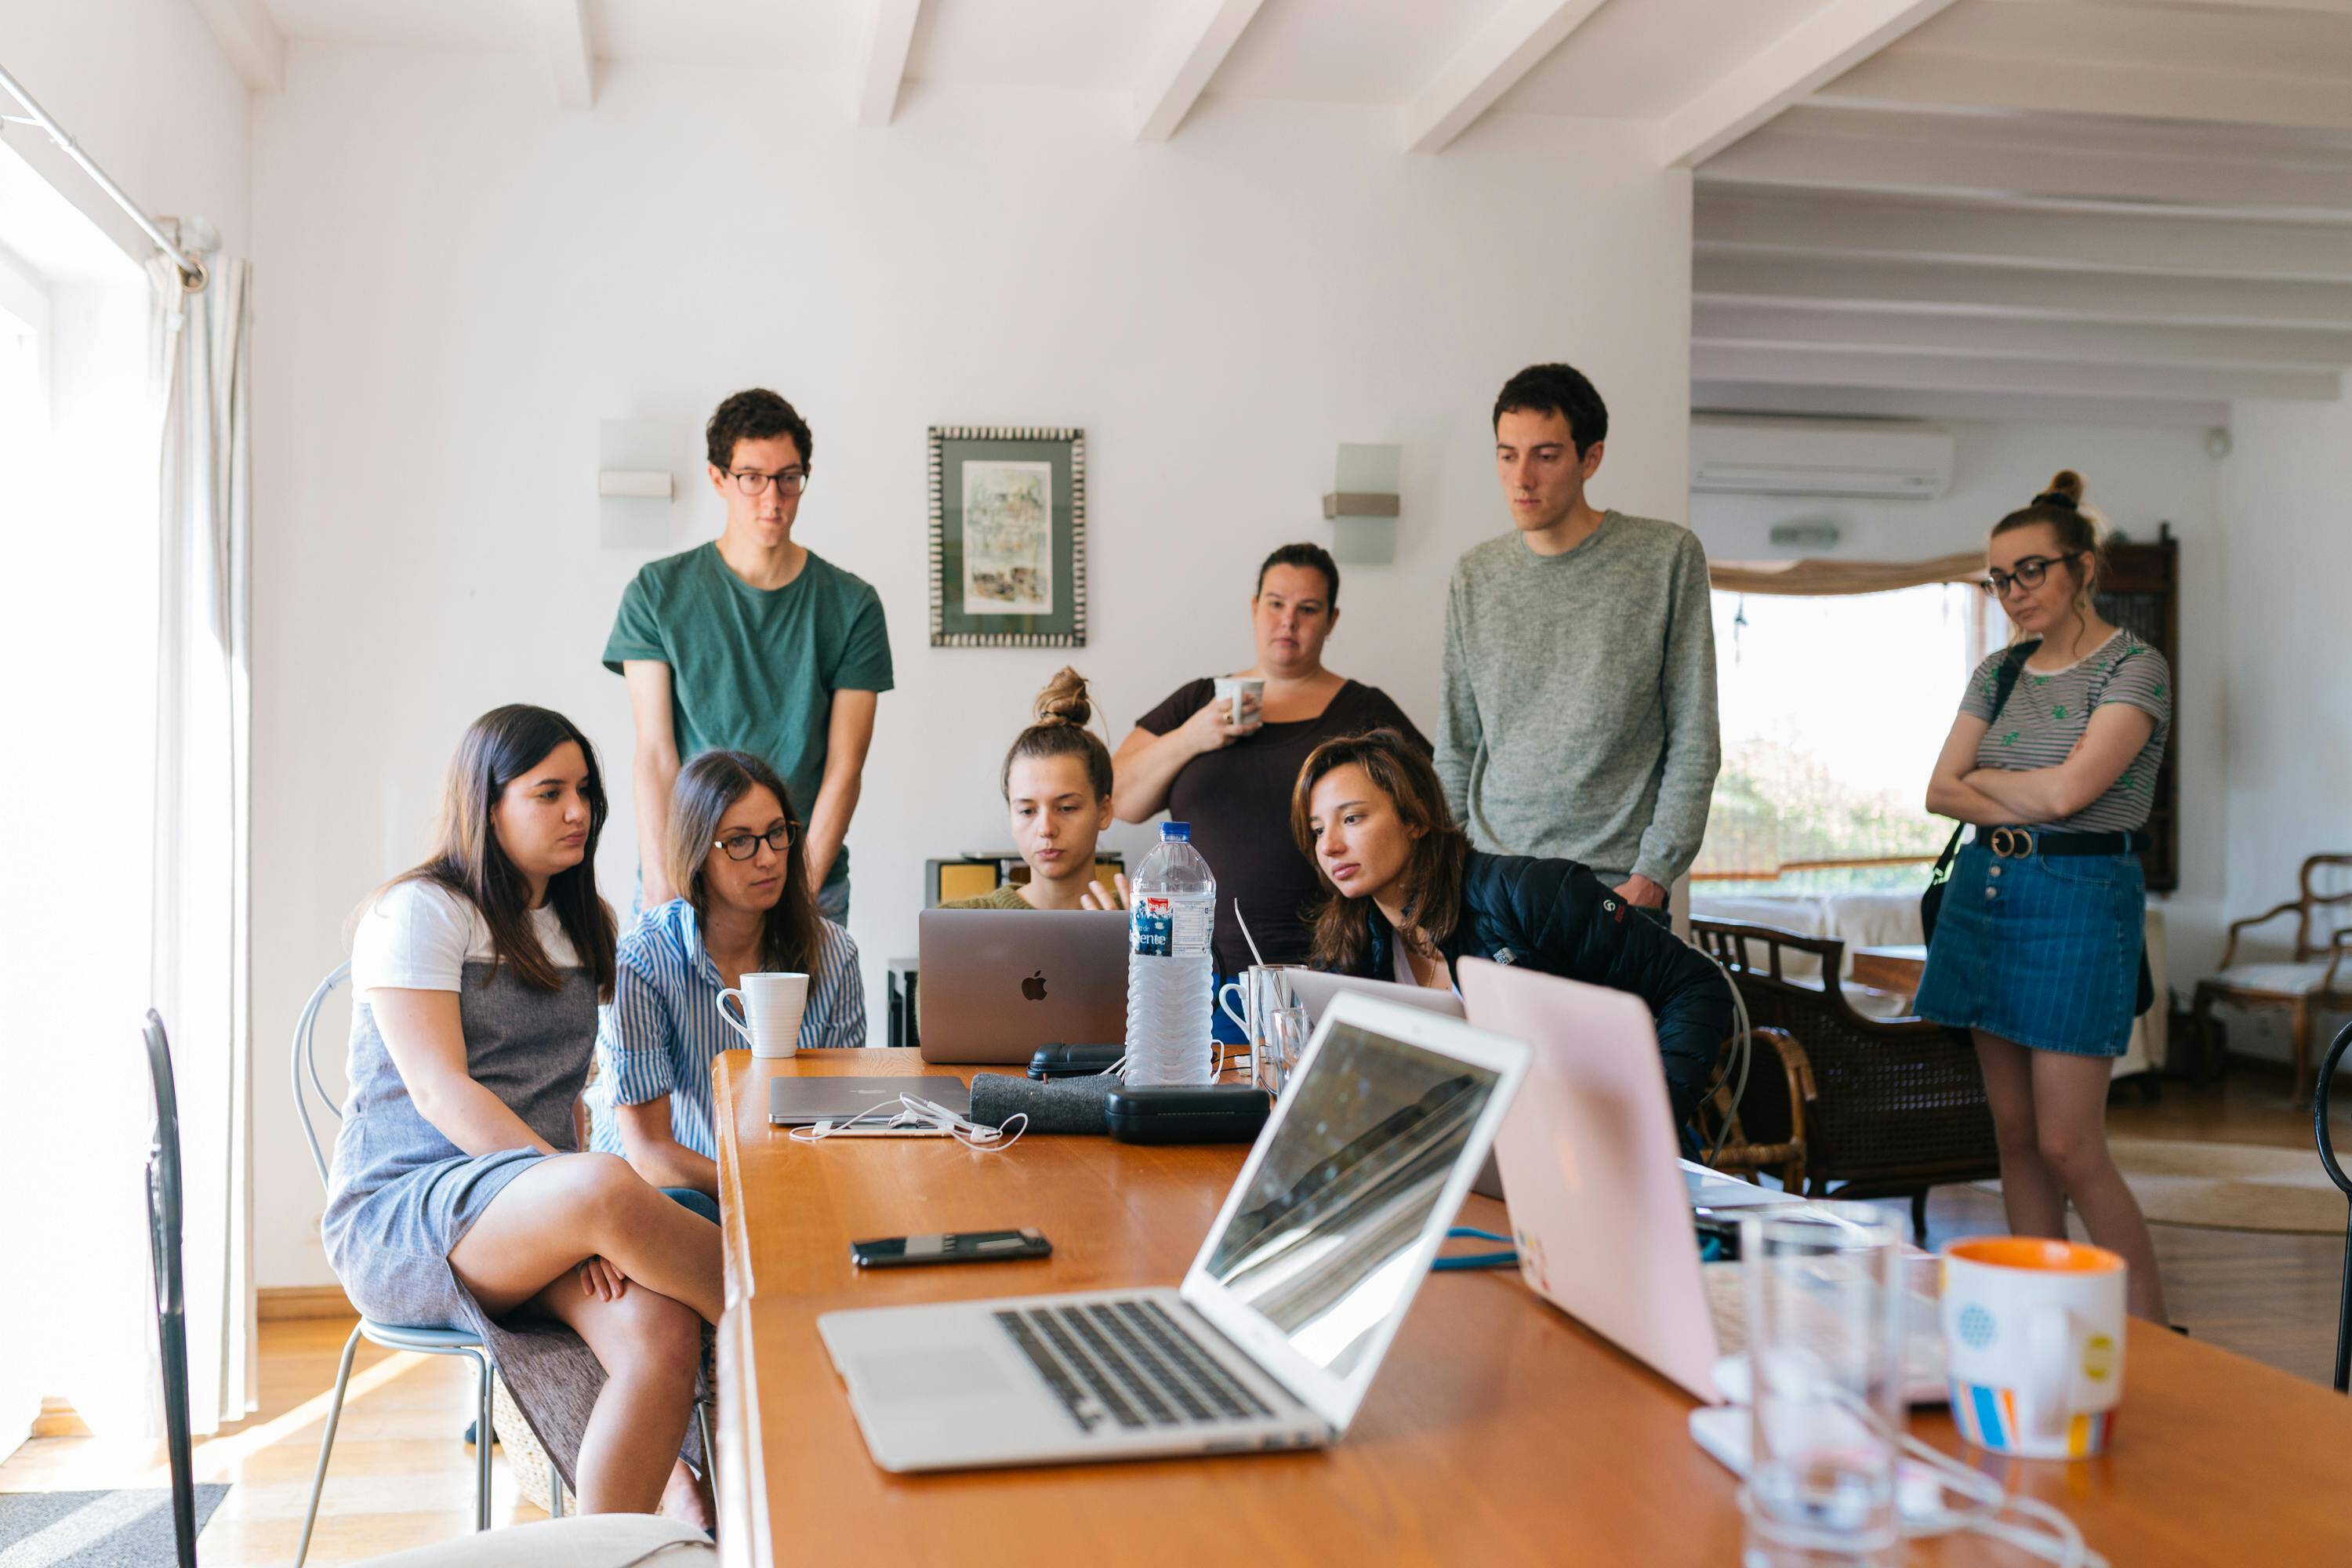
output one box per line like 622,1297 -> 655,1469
928,425 -> 1087,648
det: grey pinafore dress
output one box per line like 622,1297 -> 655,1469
322,951 -> 703,1486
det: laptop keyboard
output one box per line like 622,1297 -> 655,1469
993,1299 -> 1276,1436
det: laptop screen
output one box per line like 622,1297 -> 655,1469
1199,1018 -> 1504,1378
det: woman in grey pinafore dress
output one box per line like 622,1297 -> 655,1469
324,705 -> 722,1520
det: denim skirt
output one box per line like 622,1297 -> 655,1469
1915,840 -> 2145,1057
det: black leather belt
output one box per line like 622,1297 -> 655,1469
1984,827 -> 2150,859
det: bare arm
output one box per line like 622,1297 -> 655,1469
805,688 -> 878,892
1922,714 -> 2021,828
1961,705 -> 2158,822
1110,697 -> 1254,823
623,661 -> 682,906
369,989 -> 557,1156
611,1094 -> 717,1196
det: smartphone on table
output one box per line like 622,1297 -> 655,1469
848,1229 -> 1052,1268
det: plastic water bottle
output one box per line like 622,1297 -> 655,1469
1125,822 -> 1216,1086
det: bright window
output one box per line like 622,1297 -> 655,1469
1695,582 -> 1987,896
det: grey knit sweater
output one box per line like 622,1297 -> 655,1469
1435,512 -> 1721,888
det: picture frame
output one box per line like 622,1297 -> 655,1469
928,425 -> 1087,648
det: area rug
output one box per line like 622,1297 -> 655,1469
0,1486 -> 229,1567
1974,1137 -> 2347,1235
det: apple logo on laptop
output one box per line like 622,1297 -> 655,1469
1022,971 -> 1048,1002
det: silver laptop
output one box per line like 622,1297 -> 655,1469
918,909 -> 1129,1064
818,993 -> 1531,1472
769,1075 -> 971,1127
1284,970 -> 1505,1195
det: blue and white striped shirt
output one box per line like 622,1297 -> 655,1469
588,898 -> 865,1160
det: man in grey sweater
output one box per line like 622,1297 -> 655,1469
1436,363 -> 1720,915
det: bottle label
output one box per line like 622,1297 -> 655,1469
1131,897 -> 1173,957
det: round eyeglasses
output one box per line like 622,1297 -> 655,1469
714,825 -> 793,861
728,468 -> 809,498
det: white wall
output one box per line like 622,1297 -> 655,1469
249,45 -> 1695,1287
2213,390 -> 2352,1061
0,0 -> 252,257
1688,421 -> 2230,979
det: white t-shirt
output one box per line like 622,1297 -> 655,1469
352,878 -> 583,994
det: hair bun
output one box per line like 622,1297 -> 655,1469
2034,469 -> 2085,510
1032,666 -> 1093,729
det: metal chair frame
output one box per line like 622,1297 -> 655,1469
291,962 -> 563,1565
2318,1019 -> 2352,1395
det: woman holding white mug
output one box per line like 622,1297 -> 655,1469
590,750 -> 864,1218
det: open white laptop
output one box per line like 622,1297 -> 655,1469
817,993 -> 1531,1472
1456,957 -> 1946,1406
917,909 -> 1129,1065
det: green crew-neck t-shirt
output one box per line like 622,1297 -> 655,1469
604,543 -> 894,894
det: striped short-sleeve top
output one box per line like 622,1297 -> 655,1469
588,897 -> 866,1161
1959,629 -> 2170,834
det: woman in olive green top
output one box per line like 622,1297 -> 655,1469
942,669 -> 1127,913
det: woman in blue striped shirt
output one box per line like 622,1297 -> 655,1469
590,750 -> 865,1216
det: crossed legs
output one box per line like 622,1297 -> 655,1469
1974,1030 -> 2168,1323
447,1152 -> 721,1515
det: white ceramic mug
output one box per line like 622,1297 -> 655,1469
1216,964 -> 1298,1084
715,971 -> 811,1059
1941,1236 -> 2127,1459
1212,675 -> 1265,734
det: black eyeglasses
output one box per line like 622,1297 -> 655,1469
728,468 -> 809,497
1983,554 -> 2079,597
714,825 -> 794,861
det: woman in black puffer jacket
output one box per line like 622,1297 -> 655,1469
1289,728 -> 1732,1130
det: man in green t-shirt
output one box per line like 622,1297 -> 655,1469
604,389 -> 893,921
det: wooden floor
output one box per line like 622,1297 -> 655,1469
3,1063 -> 2343,1565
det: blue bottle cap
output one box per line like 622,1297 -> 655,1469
1160,822 -> 1191,841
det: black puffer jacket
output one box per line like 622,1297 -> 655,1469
1349,851 -> 1733,1129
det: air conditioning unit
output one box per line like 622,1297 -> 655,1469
1692,416 -> 1954,499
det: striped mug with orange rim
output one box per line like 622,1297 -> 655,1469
1940,1236 -> 2126,1459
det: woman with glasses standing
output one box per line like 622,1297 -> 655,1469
590,750 -> 865,1221
1918,470 -> 2169,1322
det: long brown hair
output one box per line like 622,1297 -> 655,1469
1001,666 -> 1113,800
389,704 -> 619,999
664,750 -> 825,974
1289,729 -> 1469,973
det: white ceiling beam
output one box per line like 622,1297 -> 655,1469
1693,301 -> 2352,369
1134,0 -> 1268,143
540,0 -> 594,110
1658,0 -> 1962,169
185,0 -> 284,94
1820,52 -> 2352,135
1694,253 -> 2352,331
1402,0 -> 1609,155
1700,109 -> 2352,218
1696,191 -> 2352,282
1693,343 -> 2343,401
854,0 -> 924,129
1694,379 -> 2234,430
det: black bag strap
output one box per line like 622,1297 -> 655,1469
1926,640 -> 2042,890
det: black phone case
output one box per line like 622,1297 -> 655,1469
1104,1084 -> 1272,1145
1027,1043 -> 1125,1080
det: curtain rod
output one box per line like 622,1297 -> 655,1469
0,60 -> 208,292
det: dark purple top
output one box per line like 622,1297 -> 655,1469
1134,678 -> 1432,975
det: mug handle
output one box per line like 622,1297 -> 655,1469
2019,1304 -> 2074,1441
1217,980 -> 1250,1037
715,989 -> 753,1045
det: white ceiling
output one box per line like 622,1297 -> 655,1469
198,0 -> 2352,425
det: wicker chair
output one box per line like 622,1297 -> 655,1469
1693,1026 -> 1812,1194
1692,918 -> 1999,1241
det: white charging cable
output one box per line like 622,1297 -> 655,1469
789,1094 -> 1029,1153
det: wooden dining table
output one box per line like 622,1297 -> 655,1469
712,1047 -> 2352,1566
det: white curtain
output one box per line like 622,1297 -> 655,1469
146,220 -> 256,1436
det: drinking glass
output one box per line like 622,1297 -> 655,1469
1739,1204 -> 1906,1568
1261,1004 -> 1311,1098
